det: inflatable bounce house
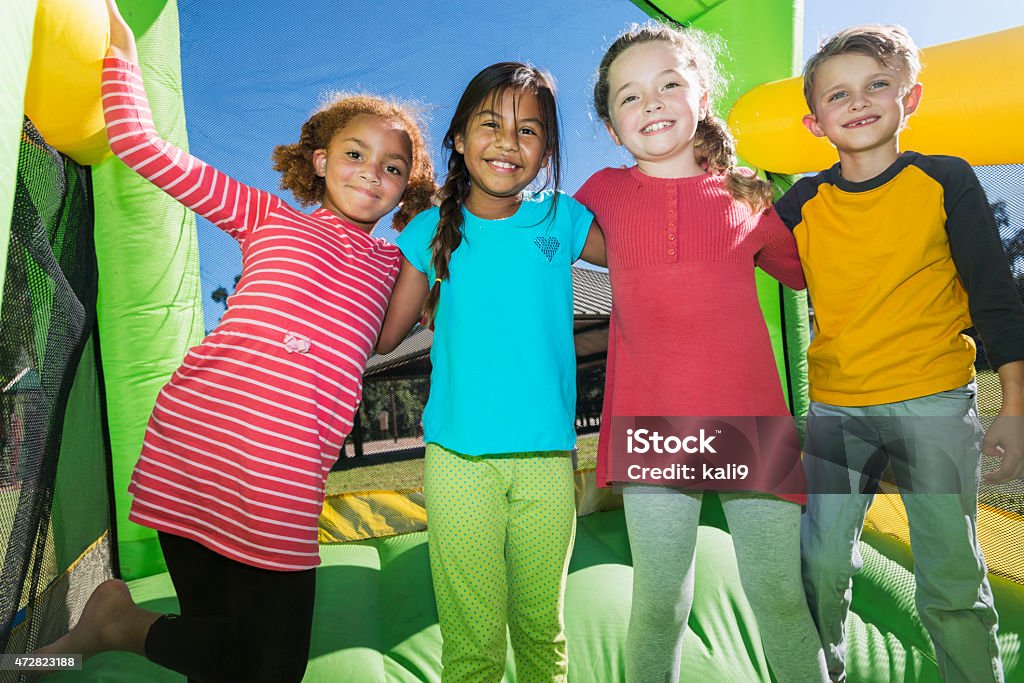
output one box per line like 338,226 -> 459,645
1,0 -> 1022,680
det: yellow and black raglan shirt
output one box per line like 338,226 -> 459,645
776,152 -> 1024,407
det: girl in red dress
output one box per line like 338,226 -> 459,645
575,22 -> 828,683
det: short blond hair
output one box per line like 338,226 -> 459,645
803,24 -> 922,113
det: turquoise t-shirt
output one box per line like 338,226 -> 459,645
396,190 -> 594,456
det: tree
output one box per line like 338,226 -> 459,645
991,199 -> 1024,295
208,273 -> 241,319
358,378 -> 429,442
210,286 -> 228,311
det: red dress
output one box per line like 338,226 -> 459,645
102,58 -> 400,570
576,167 -> 806,504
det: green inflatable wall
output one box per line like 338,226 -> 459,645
92,0 -> 203,581
0,0 -> 38,313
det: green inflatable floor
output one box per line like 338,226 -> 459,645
46,508 -> 1024,682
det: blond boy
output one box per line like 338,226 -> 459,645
775,24 -> 1024,683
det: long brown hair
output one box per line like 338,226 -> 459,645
271,93 -> 435,230
593,22 -> 772,212
422,62 -> 561,324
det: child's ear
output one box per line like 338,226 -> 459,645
903,82 -> 923,116
454,133 -> 465,155
604,121 -> 622,146
699,90 -> 710,121
802,113 -> 826,138
312,148 -> 327,177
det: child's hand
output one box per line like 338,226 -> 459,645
105,0 -> 139,64
982,415 -> 1023,483
982,361 -> 1024,483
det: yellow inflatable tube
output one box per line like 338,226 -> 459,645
729,26 -> 1024,174
23,0 -> 110,166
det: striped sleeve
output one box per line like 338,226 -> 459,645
101,56 -> 278,245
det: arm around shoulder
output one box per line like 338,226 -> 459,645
578,221 -> 606,267
755,207 -> 806,291
561,191 -> 605,267
375,257 -> 430,355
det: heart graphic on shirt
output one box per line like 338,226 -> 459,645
534,236 -> 560,262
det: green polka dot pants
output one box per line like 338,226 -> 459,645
424,443 -> 577,683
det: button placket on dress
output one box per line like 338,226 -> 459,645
665,184 -> 679,262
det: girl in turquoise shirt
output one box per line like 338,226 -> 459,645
377,62 -> 604,682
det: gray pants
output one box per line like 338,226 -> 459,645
623,488 -> 828,683
802,383 -> 1003,682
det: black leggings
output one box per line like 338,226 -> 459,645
144,532 -> 316,683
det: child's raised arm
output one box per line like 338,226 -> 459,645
102,0 -> 276,244
105,0 -> 137,63
375,257 -> 429,354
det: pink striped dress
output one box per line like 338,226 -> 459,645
102,57 -> 400,571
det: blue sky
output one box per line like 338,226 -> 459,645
176,1 -> 1024,331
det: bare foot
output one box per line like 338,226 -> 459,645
33,579 -> 158,659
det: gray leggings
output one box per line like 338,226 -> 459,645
623,489 -> 828,683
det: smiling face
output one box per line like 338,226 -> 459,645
803,52 -> 921,173
604,41 -> 709,178
454,87 -> 550,219
313,114 -> 413,232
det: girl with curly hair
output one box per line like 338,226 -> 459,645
34,2 -> 435,681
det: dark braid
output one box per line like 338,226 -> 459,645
422,158 -> 471,323
421,62 -> 560,325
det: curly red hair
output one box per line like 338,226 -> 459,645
272,93 -> 435,230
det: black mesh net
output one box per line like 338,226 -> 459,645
960,164 -> 1023,581
0,118 -> 110,667
855,164 -> 1024,586
972,162 -> 1024,478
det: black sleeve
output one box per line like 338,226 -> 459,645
774,182 -> 804,232
774,173 -> 828,232
939,157 -> 1024,370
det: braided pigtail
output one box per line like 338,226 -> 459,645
422,158 -> 471,324
422,62 -> 558,324
694,115 -> 772,213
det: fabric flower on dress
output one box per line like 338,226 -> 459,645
283,331 -> 311,354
